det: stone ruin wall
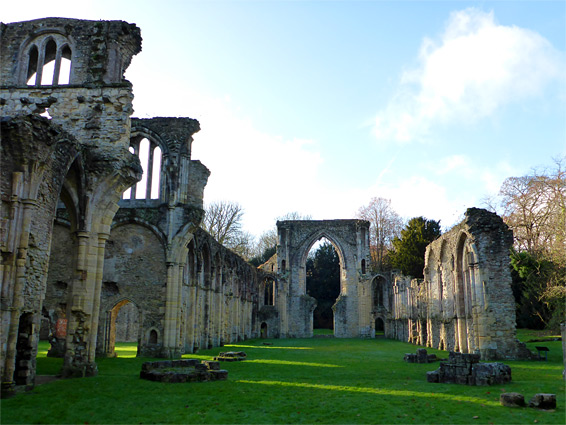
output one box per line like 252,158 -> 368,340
386,208 -> 531,360
273,220 -> 373,339
1,17 -> 265,391
1,17 -> 143,387
1,17 -> 535,394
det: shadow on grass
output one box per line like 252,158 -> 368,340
236,379 -> 501,407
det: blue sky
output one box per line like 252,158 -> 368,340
3,1 -> 565,238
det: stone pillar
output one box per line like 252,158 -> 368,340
162,262 -> 181,358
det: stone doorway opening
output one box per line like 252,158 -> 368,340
103,299 -> 141,357
375,318 -> 385,337
260,322 -> 268,338
306,238 -> 341,336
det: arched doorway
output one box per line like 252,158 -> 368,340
260,322 -> 268,339
306,239 -> 340,334
375,317 -> 385,337
276,219 -> 371,338
103,299 -> 140,358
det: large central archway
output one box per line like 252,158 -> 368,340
276,220 -> 372,338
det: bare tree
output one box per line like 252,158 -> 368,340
492,157 -> 566,329
498,157 -> 565,259
202,201 -> 253,256
357,197 -> 404,272
277,211 -> 313,221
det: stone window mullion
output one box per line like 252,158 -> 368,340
35,43 -> 46,87
146,144 -> 155,199
131,142 -> 140,199
52,45 -> 63,87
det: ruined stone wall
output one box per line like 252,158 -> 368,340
97,223 -> 167,357
0,117 -> 80,388
1,17 -> 269,392
387,208 -> 531,360
179,228 -> 264,353
1,17 -> 142,389
275,220 -> 372,338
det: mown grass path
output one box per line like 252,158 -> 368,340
2,334 -> 564,424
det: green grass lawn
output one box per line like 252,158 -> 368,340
2,332 -> 564,424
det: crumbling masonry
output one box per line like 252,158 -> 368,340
1,17 -> 528,395
385,208 -> 531,360
1,18 -> 265,393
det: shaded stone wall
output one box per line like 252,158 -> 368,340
97,223 -> 167,357
180,229 -> 265,353
387,208 -> 531,360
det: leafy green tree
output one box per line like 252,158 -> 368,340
389,217 -> 441,278
510,249 -> 565,330
306,241 -> 340,329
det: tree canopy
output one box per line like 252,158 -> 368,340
489,157 -> 566,330
389,217 -> 441,278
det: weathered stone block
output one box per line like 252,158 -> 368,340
500,392 -> 525,407
528,393 -> 556,410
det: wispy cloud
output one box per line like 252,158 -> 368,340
374,8 -> 564,144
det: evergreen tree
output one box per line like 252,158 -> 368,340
389,217 -> 441,278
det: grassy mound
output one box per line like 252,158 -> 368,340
2,332 -> 564,424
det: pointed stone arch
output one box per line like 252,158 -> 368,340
275,219 -> 371,338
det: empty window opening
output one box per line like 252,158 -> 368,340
361,259 -> 366,274
264,280 -> 274,306
135,139 -> 150,198
372,276 -> 387,310
123,138 -> 162,200
150,147 -> 162,199
306,238 -> 340,332
58,45 -> 72,85
122,146 -> 135,199
26,39 -> 72,87
26,45 -> 39,85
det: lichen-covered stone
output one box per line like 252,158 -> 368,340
429,351 -> 512,386
387,208 -> 534,360
500,393 -> 525,407
139,359 -> 227,383
528,393 -> 556,410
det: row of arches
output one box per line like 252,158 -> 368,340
386,209 -> 519,360
180,231 -> 259,352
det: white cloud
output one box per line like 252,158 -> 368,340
374,8 -> 564,144
189,96 -> 324,236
